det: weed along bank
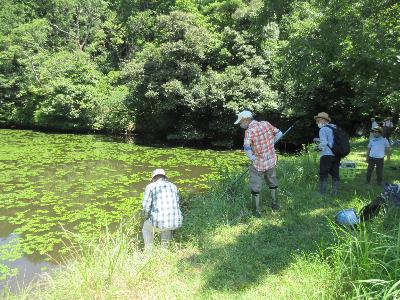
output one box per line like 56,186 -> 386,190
0,129 -> 246,292
1,128 -> 399,299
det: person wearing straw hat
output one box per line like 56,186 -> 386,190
366,127 -> 391,185
234,110 -> 283,215
314,112 -> 340,196
142,169 -> 182,249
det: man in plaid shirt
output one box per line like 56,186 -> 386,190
235,110 -> 283,215
142,169 -> 182,248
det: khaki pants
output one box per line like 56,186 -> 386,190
142,219 -> 178,248
249,165 -> 278,193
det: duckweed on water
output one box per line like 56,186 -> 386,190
0,129 -> 246,281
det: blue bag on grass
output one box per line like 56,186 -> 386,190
335,209 -> 358,226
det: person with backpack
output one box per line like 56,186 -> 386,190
314,112 -> 349,196
366,127 -> 391,186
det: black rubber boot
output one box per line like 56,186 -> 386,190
319,179 -> 327,195
270,189 -> 280,211
252,193 -> 261,217
332,180 -> 339,196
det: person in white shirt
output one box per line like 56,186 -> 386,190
382,117 -> 394,142
369,117 -> 378,140
142,169 -> 182,249
370,117 -> 378,129
366,127 -> 391,185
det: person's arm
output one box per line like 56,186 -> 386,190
243,129 -> 256,161
142,186 -> 152,218
274,129 -> 283,144
319,127 -> 329,151
366,141 -> 371,162
175,186 -> 180,207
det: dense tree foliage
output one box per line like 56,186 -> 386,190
0,0 -> 399,145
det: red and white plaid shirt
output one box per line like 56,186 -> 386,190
244,120 -> 279,171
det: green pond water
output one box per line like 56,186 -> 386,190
0,129 -> 246,291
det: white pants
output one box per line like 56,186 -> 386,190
142,219 -> 178,248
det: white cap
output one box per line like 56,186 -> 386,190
152,169 -> 166,179
234,110 -> 253,124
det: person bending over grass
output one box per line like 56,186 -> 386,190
366,127 -> 391,186
142,169 -> 182,249
234,110 -> 282,215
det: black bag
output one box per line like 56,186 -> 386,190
384,184 -> 400,206
326,125 -> 350,158
359,184 -> 400,223
359,196 -> 385,222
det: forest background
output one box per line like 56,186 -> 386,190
1,0 -> 399,147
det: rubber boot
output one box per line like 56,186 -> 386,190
332,180 -> 339,196
160,231 -> 172,249
270,188 -> 280,211
252,193 -> 261,217
319,179 -> 327,195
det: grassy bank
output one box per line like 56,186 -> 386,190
5,139 -> 400,299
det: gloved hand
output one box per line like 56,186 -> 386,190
142,210 -> 149,220
313,137 -> 320,143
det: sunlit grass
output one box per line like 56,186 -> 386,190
2,137 -> 400,299
0,129 -> 246,282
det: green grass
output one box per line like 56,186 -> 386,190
0,129 -> 246,278
4,138 -> 400,299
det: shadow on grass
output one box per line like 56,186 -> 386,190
178,167 -> 335,291
177,144 -> 399,293
183,206 -> 331,291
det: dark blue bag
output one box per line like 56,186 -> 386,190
384,184 -> 400,206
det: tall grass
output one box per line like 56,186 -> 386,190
329,210 -> 400,299
5,140 -> 399,299
4,222 -> 154,299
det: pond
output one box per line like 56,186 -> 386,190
0,129 -> 246,292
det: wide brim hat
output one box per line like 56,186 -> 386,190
314,112 -> 331,122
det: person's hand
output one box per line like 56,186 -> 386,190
142,211 -> 149,220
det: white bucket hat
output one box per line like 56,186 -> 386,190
234,110 -> 253,124
152,169 -> 166,179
